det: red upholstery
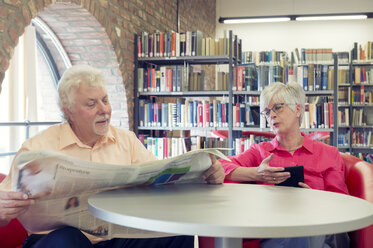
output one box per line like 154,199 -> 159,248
199,153 -> 373,248
341,153 -> 373,248
0,174 -> 28,248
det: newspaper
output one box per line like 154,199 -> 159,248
11,148 -> 229,239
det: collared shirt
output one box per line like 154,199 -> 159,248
1,122 -> 157,191
0,122 -> 157,242
220,133 -> 349,194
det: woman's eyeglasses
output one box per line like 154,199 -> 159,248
260,103 -> 287,118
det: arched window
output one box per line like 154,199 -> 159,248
0,18 -> 70,174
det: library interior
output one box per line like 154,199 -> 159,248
0,0 -> 373,248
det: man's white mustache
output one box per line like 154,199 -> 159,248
95,114 -> 110,123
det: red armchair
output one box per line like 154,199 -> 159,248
199,153 -> 373,248
341,153 -> 373,248
0,174 -> 28,248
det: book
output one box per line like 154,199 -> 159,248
196,30 -> 203,56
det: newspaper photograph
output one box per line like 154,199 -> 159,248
10,148 -> 229,239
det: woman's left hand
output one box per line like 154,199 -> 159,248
298,182 -> 311,189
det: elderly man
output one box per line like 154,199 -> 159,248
0,64 -> 225,248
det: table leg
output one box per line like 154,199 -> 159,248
214,237 -> 242,248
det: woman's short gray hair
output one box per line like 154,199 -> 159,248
260,82 -> 306,126
57,64 -> 107,121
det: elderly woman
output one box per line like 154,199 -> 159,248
220,82 -> 349,248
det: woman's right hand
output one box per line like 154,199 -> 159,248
0,191 -> 34,227
257,154 -> 290,184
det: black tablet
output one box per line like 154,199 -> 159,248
275,165 -> 304,188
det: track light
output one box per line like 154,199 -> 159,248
296,14 -> 368,21
223,17 -> 290,24
219,13 -> 373,24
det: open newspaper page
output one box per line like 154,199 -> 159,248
11,148 -> 229,239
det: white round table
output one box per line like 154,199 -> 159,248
88,183 -> 373,248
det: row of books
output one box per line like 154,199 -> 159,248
337,130 -> 373,148
142,136 -> 229,159
292,48 -> 334,65
227,42 -> 373,72
138,98 -> 262,128
138,65 -> 232,92
351,41 -> 373,61
338,108 -> 350,127
338,108 -> 372,127
234,64 -> 284,92
338,130 -> 350,147
137,30 -> 242,60
353,67 -> 373,84
137,30 -> 203,58
139,63 -> 290,94
352,131 -> 373,147
241,50 -> 287,64
352,87 -> 373,105
146,137 -> 190,159
234,65 -> 350,92
352,108 -> 367,126
338,98 -> 373,127
241,48 -> 336,65
234,135 -> 272,155
138,65 -> 201,92
234,64 -> 349,92
338,88 -> 350,105
139,97 -> 335,130
336,69 -> 350,85
295,64 -> 334,91
138,63 -> 353,94
301,101 -> 334,129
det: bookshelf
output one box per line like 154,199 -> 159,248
134,33 -> 344,157
134,30 -> 238,156
342,59 -> 373,154
232,54 -> 339,152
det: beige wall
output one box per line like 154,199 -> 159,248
216,0 -> 373,53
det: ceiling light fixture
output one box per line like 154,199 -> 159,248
296,14 -> 368,21
223,17 -> 290,24
219,12 -> 373,24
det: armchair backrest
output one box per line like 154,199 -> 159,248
340,153 -> 373,248
341,153 -> 373,203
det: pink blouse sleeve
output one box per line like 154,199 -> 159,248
219,143 -> 263,176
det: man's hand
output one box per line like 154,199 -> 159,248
257,154 -> 290,184
0,191 -> 34,227
203,154 -> 225,184
19,162 -> 52,199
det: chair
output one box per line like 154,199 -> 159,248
0,174 -> 28,248
341,153 -> 373,248
198,153 -> 373,248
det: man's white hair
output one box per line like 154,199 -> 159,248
57,64 -> 107,121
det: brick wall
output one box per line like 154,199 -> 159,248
0,0 -> 216,130
36,3 -> 128,128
